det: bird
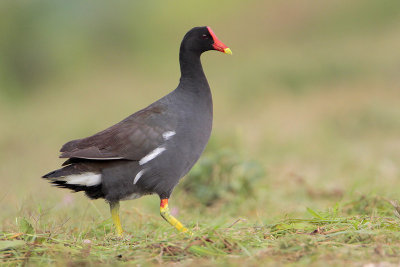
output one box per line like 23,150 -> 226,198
42,26 -> 232,236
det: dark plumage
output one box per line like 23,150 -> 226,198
42,26 -> 232,235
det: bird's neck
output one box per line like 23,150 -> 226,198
178,49 -> 209,88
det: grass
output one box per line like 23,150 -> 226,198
2,138 -> 400,265
2,196 -> 400,265
1,0 -> 400,265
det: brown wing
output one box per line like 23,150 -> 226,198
59,103 -> 173,161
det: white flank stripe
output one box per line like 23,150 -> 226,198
162,131 -> 176,140
139,146 -> 166,165
133,169 -> 146,184
63,172 -> 102,186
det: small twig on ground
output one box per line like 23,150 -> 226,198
226,218 -> 247,229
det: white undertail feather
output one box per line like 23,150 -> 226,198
56,172 -> 102,187
139,146 -> 166,165
133,169 -> 146,184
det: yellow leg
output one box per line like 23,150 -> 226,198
160,199 -> 191,234
110,202 -> 123,236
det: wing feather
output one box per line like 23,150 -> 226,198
59,103 -> 174,161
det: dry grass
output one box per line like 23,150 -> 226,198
1,0 -> 400,265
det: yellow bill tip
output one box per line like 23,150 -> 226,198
224,48 -> 232,55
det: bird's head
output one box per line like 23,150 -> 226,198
181,26 -> 232,55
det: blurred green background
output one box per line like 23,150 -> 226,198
1,0 -> 400,236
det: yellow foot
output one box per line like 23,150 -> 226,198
160,199 -> 192,235
110,201 -> 124,237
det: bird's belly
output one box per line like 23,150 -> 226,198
176,118 -> 212,176
136,118 -> 212,197
120,192 -> 142,201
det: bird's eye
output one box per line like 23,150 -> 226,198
201,34 -> 209,39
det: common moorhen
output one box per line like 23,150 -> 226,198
43,26 -> 231,236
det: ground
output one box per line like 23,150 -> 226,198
1,0 -> 400,265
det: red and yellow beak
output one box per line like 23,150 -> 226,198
207,27 -> 232,55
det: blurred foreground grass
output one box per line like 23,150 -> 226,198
1,0 -> 400,265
